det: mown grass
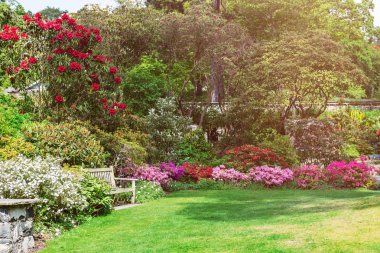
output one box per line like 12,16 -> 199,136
41,189 -> 380,253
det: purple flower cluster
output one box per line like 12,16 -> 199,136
160,162 -> 184,180
212,165 -> 248,183
132,166 -> 170,187
249,166 -> 293,187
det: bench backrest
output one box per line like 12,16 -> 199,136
83,167 -> 116,189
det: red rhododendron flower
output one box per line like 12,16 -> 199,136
91,83 -> 100,91
57,65 -> 66,73
66,32 -> 74,40
69,62 -> 82,71
21,33 -> 28,39
52,48 -> 65,54
108,108 -> 117,115
95,35 -> 102,42
61,13 -> 70,20
94,55 -> 106,63
117,103 -> 127,110
28,57 -> 38,64
109,67 -> 117,74
101,99 -> 108,105
376,129 -> 380,137
114,76 -> 122,84
34,13 -> 42,20
55,95 -> 63,103
55,33 -> 64,41
67,18 -> 76,26
20,60 -> 29,69
47,56 -> 53,61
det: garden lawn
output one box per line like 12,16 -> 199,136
41,189 -> 380,253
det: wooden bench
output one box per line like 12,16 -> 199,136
84,167 -> 137,204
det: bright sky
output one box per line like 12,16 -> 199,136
18,0 -> 118,13
15,0 -> 380,26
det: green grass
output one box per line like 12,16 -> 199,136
41,189 -> 380,253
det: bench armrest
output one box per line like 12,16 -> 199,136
114,178 -> 138,181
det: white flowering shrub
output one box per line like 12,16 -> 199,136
135,181 -> 165,203
0,156 -> 87,227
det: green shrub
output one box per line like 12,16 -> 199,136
147,97 -> 191,162
322,109 -> 377,157
176,129 -> 214,164
80,174 -> 113,216
24,122 -> 108,167
257,129 -> 299,166
123,56 -> 168,115
81,124 -> 148,167
0,136 -> 35,160
0,93 -> 31,137
135,181 -> 165,203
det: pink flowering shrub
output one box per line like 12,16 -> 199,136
324,160 -> 376,188
212,166 -> 248,184
132,166 -> 170,187
293,165 -> 325,189
249,166 -> 293,187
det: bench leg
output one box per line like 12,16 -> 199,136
132,180 -> 136,204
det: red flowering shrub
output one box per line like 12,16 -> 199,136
225,145 -> 288,172
293,165 -> 325,189
324,160 -> 376,188
181,162 -> 213,183
0,13 -> 127,130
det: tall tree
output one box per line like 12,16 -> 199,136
39,6 -> 67,20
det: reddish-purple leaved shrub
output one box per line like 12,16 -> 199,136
293,165 -> 325,189
324,160 -> 376,188
211,166 -> 248,183
249,166 -> 293,187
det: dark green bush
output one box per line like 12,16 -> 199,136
176,129 -> 214,165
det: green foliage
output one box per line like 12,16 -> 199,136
135,180 -> 165,203
167,179 -> 249,192
176,128 -> 214,164
81,124 -> 148,167
0,93 -> 31,137
24,122 -> 108,167
80,174 -> 113,216
147,97 -> 191,162
256,129 -> 299,166
124,56 -> 168,115
75,5 -> 163,67
0,136 -> 35,160
249,31 -> 368,120
39,6 -> 67,20
322,108 -> 377,157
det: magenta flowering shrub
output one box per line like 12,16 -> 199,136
293,165 -> 325,189
132,166 -> 170,187
211,166 -> 248,183
160,162 -> 184,180
325,160 -> 376,188
249,166 -> 293,187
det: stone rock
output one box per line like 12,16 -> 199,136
0,224 -> 11,239
21,221 -> 32,236
12,222 -> 23,242
0,209 -> 9,223
21,236 -> 34,253
0,243 -> 11,253
9,209 -> 26,222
